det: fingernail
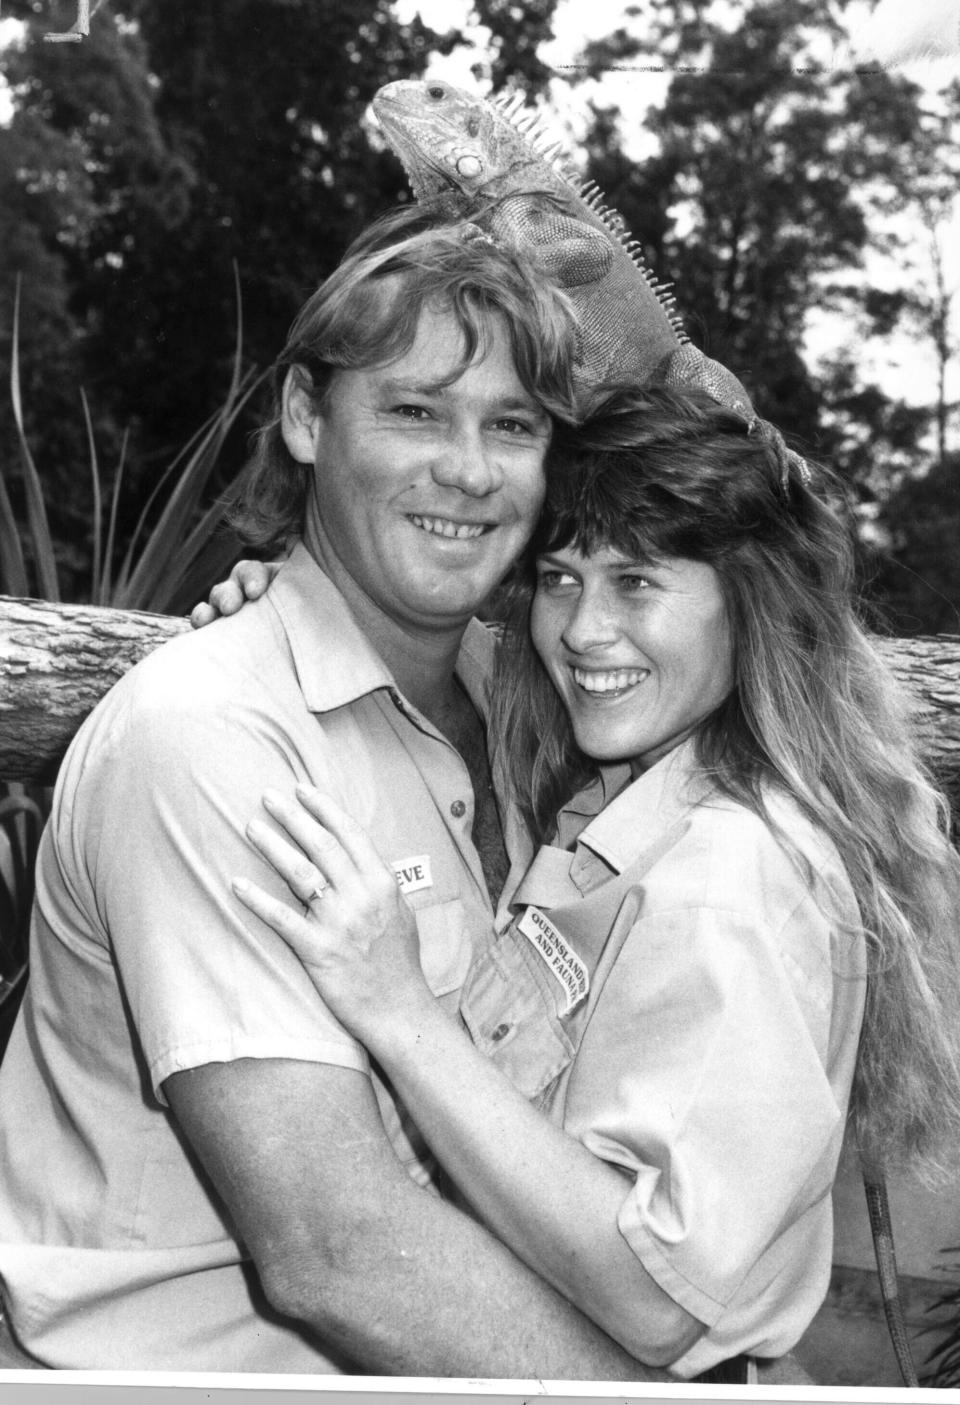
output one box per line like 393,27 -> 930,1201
262,790 -> 282,810
232,877 -> 250,895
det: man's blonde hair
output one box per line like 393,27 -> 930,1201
233,206 -> 579,550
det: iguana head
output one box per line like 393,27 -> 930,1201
373,79 -> 545,203
372,80 -> 807,478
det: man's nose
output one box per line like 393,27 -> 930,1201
561,588 -> 619,653
431,428 -> 502,496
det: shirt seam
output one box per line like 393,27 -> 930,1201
150,1037 -> 370,1106
619,1216 -> 727,1327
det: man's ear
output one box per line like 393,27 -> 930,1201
281,366 -> 321,464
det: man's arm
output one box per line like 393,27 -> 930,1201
165,1056 -> 672,1379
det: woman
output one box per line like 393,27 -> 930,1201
230,386 -> 960,1377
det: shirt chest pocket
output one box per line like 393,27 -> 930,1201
459,928 -> 575,1102
413,898 -> 473,998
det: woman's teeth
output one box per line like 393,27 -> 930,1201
573,667 -> 647,695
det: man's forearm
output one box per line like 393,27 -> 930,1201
167,1058 -> 670,1381
271,1173 -> 672,1380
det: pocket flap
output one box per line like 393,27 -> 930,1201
459,932 -> 573,1102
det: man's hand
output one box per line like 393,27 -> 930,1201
190,559 -> 280,629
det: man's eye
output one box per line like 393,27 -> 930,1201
393,404 -> 431,420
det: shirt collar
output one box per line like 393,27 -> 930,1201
559,737 -> 717,876
268,542 -> 497,716
552,762 -> 632,842
454,613 -> 499,721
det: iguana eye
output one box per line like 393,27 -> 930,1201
427,85 -> 446,101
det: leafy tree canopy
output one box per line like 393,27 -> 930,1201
572,0 -> 954,485
0,0 -> 468,591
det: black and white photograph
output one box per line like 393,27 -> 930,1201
0,2 -> 959,1402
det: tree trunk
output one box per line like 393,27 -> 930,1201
2,595 -> 960,787
0,597 -> 190,785
874,635 -> 960,798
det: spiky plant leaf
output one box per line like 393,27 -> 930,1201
10,278 -> 60,603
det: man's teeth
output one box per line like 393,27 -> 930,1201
410,514 -> 485,540
573,667 -> 647,694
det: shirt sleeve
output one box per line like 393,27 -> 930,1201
75,660 -> 370,1104
567,894 -> 847,1326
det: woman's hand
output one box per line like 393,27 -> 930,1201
190,559 -> 281,629
233,787 -> 435,1048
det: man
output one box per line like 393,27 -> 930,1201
0,210 -> 680,1376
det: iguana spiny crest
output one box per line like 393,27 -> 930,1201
373,79 -> 807,482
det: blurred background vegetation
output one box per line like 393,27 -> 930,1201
0,0 -> 957,630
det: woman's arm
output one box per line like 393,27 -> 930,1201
235,786 -> 705,1367
190,558 -> 281,628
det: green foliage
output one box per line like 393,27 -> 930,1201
0,0 -> 457,596
0,268 -> 264,1033
868,451 -> 960,637
6,279 -> 60,600
573,0 -> 952,487
471,0 -> 560,94
0,268 -> 264,610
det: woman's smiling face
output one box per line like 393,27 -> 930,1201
530,542 -> 735,773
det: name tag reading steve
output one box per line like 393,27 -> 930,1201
517,906 -> 589,1015
392,855 -> 433,895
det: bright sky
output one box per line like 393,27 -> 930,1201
0,18 -> 18,120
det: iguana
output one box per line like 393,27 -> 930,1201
373,78 -> 806,480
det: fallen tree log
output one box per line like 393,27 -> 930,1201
875,634 -> 960,772
1,597 -> 190,784
2,594 -> 960,787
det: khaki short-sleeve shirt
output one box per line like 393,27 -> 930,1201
0,545 -> 528,1371
462,740 -> 867,1377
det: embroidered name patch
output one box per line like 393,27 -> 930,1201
517,906 -> 589,1015
392,855 -> 433,895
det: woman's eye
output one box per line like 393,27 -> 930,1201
620,574 -> 651,593
493,417 -> 531,436
536,569 -> 578,591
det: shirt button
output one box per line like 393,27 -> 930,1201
491,1023 -> 510,1042
450,799 -> 467,818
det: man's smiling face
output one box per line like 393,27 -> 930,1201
286,303 -> 552,634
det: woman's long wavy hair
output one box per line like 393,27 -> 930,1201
231,205 -> 580,551
491,384 -> 960,1181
